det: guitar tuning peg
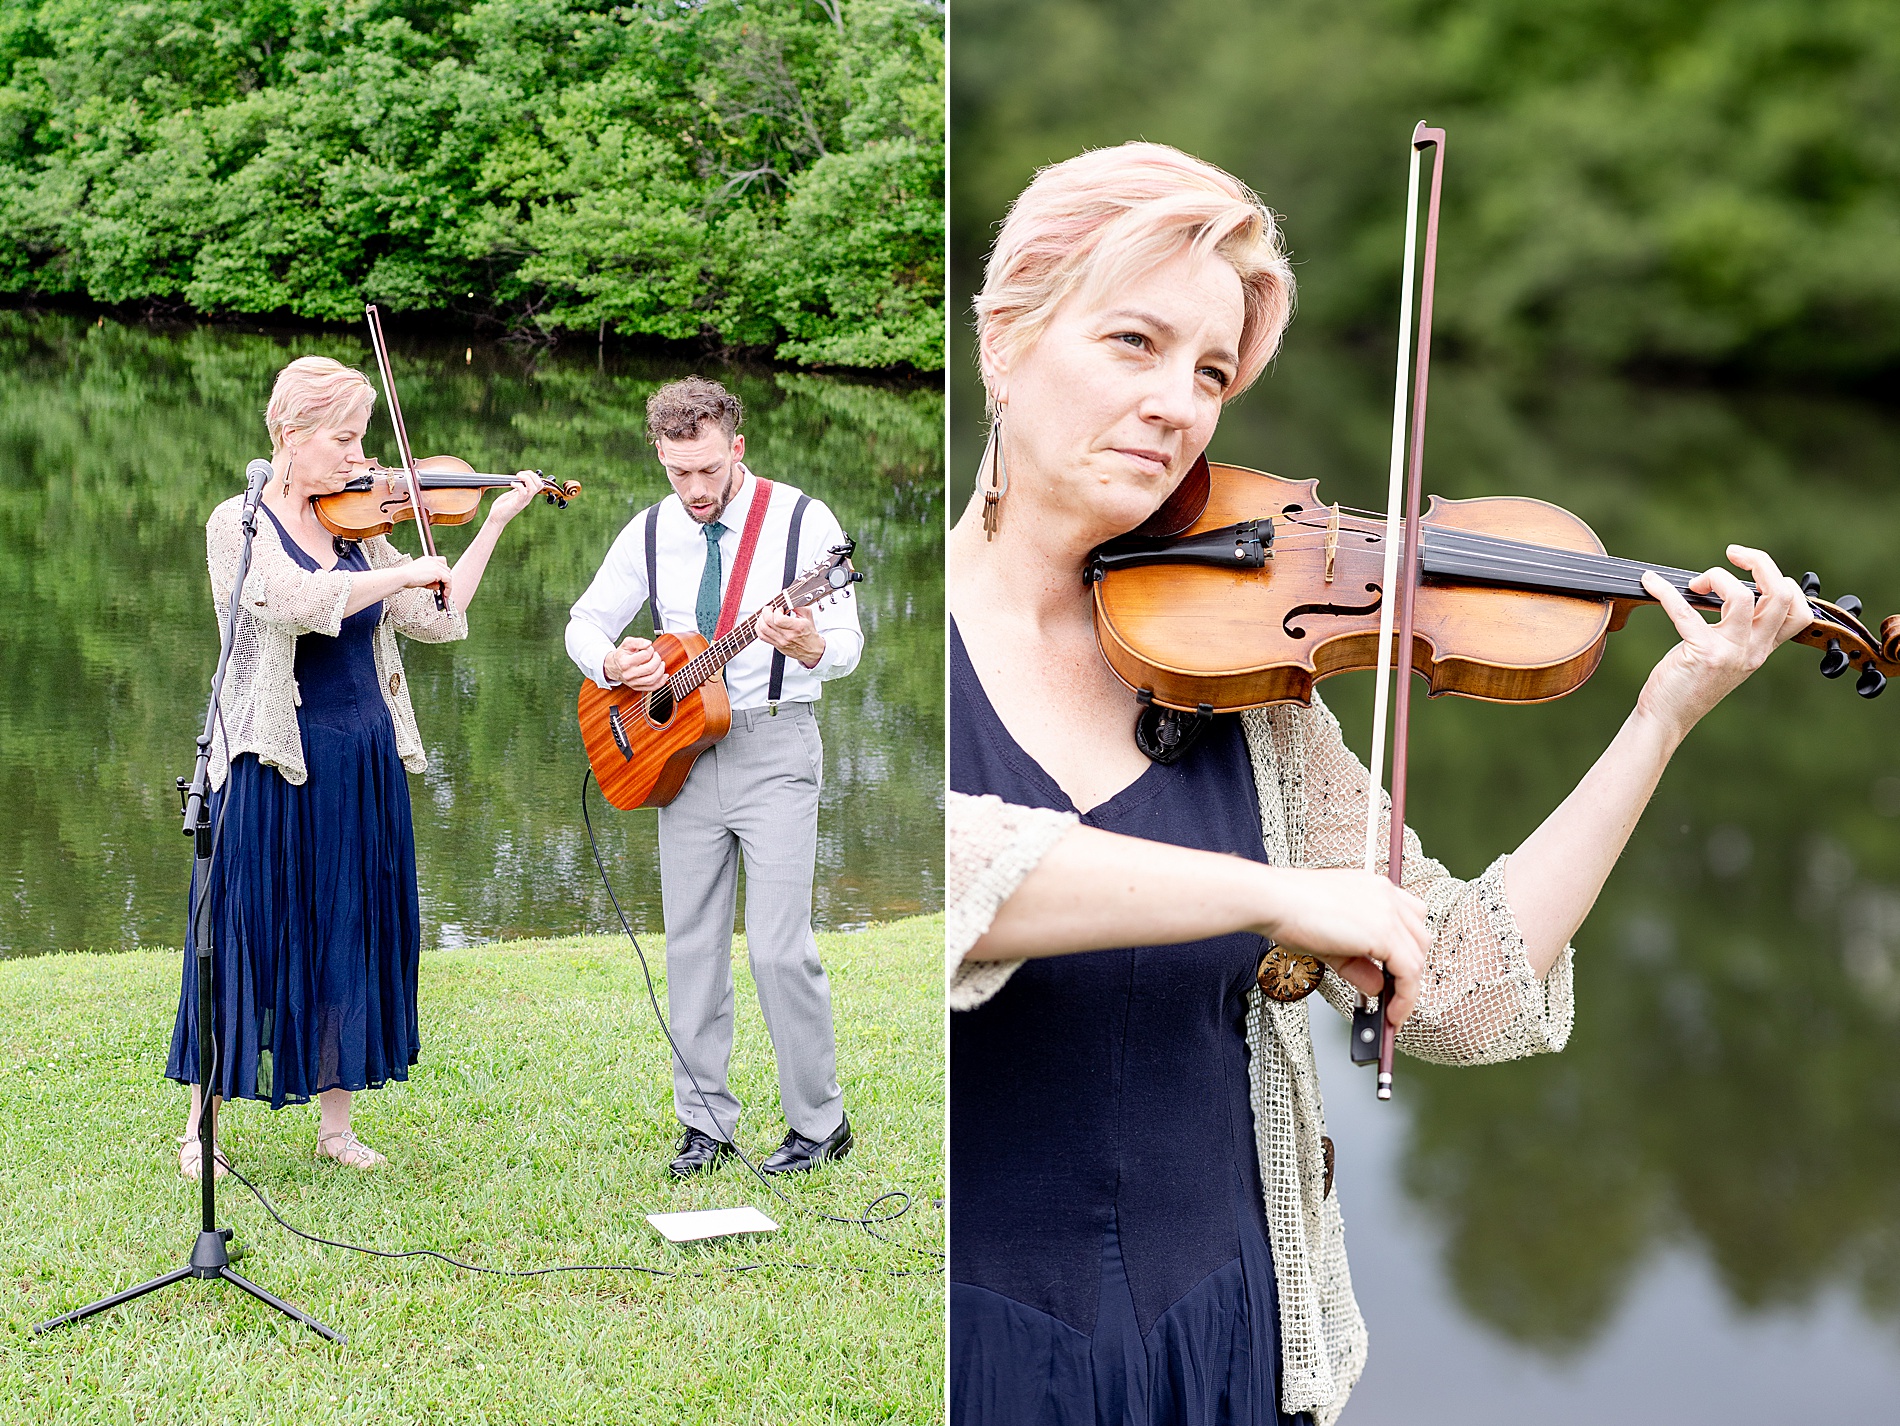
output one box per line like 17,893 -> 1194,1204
1800,571 -> 1823,598
1858,663 -> 1887,699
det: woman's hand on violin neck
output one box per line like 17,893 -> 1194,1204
1256,867 -> 1427,1028
487,471 -> 542,525
1637,545 -> 1811,740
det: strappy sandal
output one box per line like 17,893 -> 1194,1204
316,1128 -> 386,1170
178,1135 -> 230,1182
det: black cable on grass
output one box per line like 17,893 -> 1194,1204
221,1160 -> 936,1279
578,769 -> 943,1263
196,748 -> 941,1280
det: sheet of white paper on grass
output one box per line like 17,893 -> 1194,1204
645,1206 -> 780,1243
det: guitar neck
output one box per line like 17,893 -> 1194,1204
669,594 -> 791,697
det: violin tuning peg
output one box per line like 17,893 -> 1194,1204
1800,571 -> 1823,598
1839,593 -> 1864,618
1821,639 -> 1851,678
1857,664 -> 1886,699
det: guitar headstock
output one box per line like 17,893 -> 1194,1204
1798,572 -> 1899,698
783,539 -> 864,613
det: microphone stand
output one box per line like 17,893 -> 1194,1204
36,460 -> 342,1342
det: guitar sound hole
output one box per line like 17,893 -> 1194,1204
647,685 -> 675,726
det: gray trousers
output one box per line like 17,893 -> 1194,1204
657,700 -> 843,1141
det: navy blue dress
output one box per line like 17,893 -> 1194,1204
951,623 -> 1309,1426
166,509 -> 422,1107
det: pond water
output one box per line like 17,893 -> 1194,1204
0,310 -> 944,957
949,339 -> 1900,1415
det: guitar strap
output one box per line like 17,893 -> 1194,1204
767,494 -> 813,707
643,504 -> 660,635
713,476 -> 774,639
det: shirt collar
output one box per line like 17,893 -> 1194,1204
705,463 -> 756,533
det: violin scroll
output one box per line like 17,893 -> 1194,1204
536,472 -> 582,509
1796,573 -> 1895,699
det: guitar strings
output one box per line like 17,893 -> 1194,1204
636,551 -> 841,717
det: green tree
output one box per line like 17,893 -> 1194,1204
0,0 -> 945,370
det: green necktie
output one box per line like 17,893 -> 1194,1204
695,521 -> 727,639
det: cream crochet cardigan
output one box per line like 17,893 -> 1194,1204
205,494 -> 468,789
948,695 -> 1575,1425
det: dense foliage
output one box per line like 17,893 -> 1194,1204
0,0 -> 943,369
954,0 -> 1900,385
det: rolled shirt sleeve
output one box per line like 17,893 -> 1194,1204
567,512 -> 653,689
797,499 -> 864,681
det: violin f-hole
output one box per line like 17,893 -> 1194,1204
1284,584 -> 1383,640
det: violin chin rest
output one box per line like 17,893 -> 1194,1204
1131,453 -> 1211,539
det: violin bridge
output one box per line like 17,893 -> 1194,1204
1325,503 -> 1340,584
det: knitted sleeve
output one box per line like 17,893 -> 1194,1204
946,792 -> 1078,1011
207,501 -> 350,637
367,536 -> 470,644
1251,698 -> 1575,1066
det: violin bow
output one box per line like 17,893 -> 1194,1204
1359,122 -> 1447,1101
364,304 -> 450,612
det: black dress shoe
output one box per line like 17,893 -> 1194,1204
669,1124 -> 735,1178
760,1112 -> 853,1175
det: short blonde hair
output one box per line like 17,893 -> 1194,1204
265,356 -> 376,451
975,142 -> 1295,401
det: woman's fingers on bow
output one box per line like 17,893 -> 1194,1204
1381,901 -> 1427,1028
1330,956 -> 1385,1001
1265,869 -> 1427,1025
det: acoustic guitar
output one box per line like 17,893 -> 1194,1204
578,541 -> 863,809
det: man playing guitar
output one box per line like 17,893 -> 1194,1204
566,377 -> 863,1177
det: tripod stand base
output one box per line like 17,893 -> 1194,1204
34,1228 -> 344,1342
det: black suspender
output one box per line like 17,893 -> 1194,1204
640,494 -> 811,701
767,494 -> 812,706
642,503 -> 661,635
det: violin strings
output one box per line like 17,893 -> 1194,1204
1262,514 -> 1754,601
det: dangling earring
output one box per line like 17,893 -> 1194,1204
981,419 -> 1008,541
280,462 -> 291,499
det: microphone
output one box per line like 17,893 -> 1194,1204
243,458 -> 274,517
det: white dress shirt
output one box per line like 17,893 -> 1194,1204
566,468 -> 864,709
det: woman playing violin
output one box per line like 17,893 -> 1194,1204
946,143 -> 1811,1425
166,356 -> 541,1177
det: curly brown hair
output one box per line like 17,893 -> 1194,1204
645,376 -> 743,444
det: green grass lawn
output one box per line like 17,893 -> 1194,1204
0,916 -> 944,1424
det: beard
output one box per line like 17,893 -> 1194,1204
685,464 -> 744,524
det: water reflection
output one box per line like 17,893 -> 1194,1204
0,310 -> 943,956
955,339 -> 1900,1385
1217,346 -> 1900,1355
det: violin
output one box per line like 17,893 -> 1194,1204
312,456 -> 582,541
352,303 -> 580,611
1096,124 -> 1898,1103
1087,455 -> 1900,715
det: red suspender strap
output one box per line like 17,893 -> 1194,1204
713,476 -> 774,638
